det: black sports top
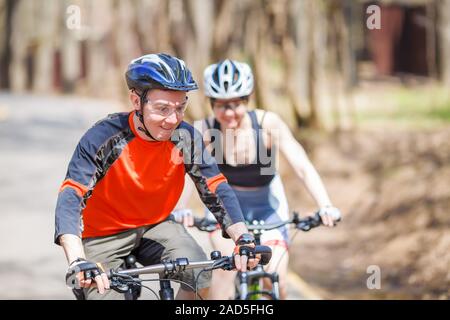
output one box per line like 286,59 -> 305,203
206,111 -> 276,187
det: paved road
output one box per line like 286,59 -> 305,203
0,93 -> 124,299
0,93 -> 314,299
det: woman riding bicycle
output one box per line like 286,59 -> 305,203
174,59 -> 342,299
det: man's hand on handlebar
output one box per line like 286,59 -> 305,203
233,233 -> 261,272
65,258 -> 110,294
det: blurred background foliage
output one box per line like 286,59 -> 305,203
1,0 -> 450,130
0,0 -> 449,299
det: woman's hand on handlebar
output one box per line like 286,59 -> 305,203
172,208 -> 194,227
318,206 -> 342,227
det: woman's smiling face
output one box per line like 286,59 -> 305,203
212,97 -> 248,129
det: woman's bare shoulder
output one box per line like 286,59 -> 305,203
254,109 -> 282,129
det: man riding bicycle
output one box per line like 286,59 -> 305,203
54,53 -> 259,300
173,59 -> 341,299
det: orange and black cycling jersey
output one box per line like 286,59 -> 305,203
54,111 -> 244,244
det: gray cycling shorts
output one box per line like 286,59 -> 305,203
82,218 -> 211,300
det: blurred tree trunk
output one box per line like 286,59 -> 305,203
271,0 -> 303,128
0,0 -> 17,89
136,0 -> 172,53
341,0 -> 359,130
439,0 -> 450,87
9,0 -> 34,92
426,1 -> 437,79
291,0 -> 311,127
168,0 -> 188,56
170,0 -> 201,118
328,0 -> 356,131
327,2 -> 341,130
61,0 -> 83,93
341,0 -> 358,89
0,0 -> 14,88
291,0 -> 327,129
84,0 -> 116,97
113,0 -> 141,98
32,0 -> 60,93
211,0 -> 235,61
306,0 -> 322,129
0,0 -> 4,80
184,0 -> 214,118
339,12 -> 356,131
246,0 -> 270,110
115,0 -> 141,66
185,0 -> 213,73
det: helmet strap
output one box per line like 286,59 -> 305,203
135,89 -> 159,141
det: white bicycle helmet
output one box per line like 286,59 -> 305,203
203,59 -> 254,99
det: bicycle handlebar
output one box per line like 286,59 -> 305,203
108,246 -> 272,297
192,217 -> 219,232
109,245 -> 272,279
193,211 -> 328,234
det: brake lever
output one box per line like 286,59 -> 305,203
109,274 -> 131,293
109,269 -> 142,293
296,212 -> 322,231
207,257 -> 234,271
200,220 -> 218,232
203,224 -> 218,232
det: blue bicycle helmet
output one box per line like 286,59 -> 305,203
125,53 -> 198,92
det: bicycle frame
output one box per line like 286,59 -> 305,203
235,223 -> 280,300
236,266 -> 280,300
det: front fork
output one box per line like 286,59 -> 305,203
238,266 -> 280,300
159,278 -> 175,300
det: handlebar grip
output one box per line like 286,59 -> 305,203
311,212 -> 322,226
193,217 -> 218,232
231,245 -> 272,269
193,217 -> 203,227
296,212 -> 322,231
254,245 -> 272,266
